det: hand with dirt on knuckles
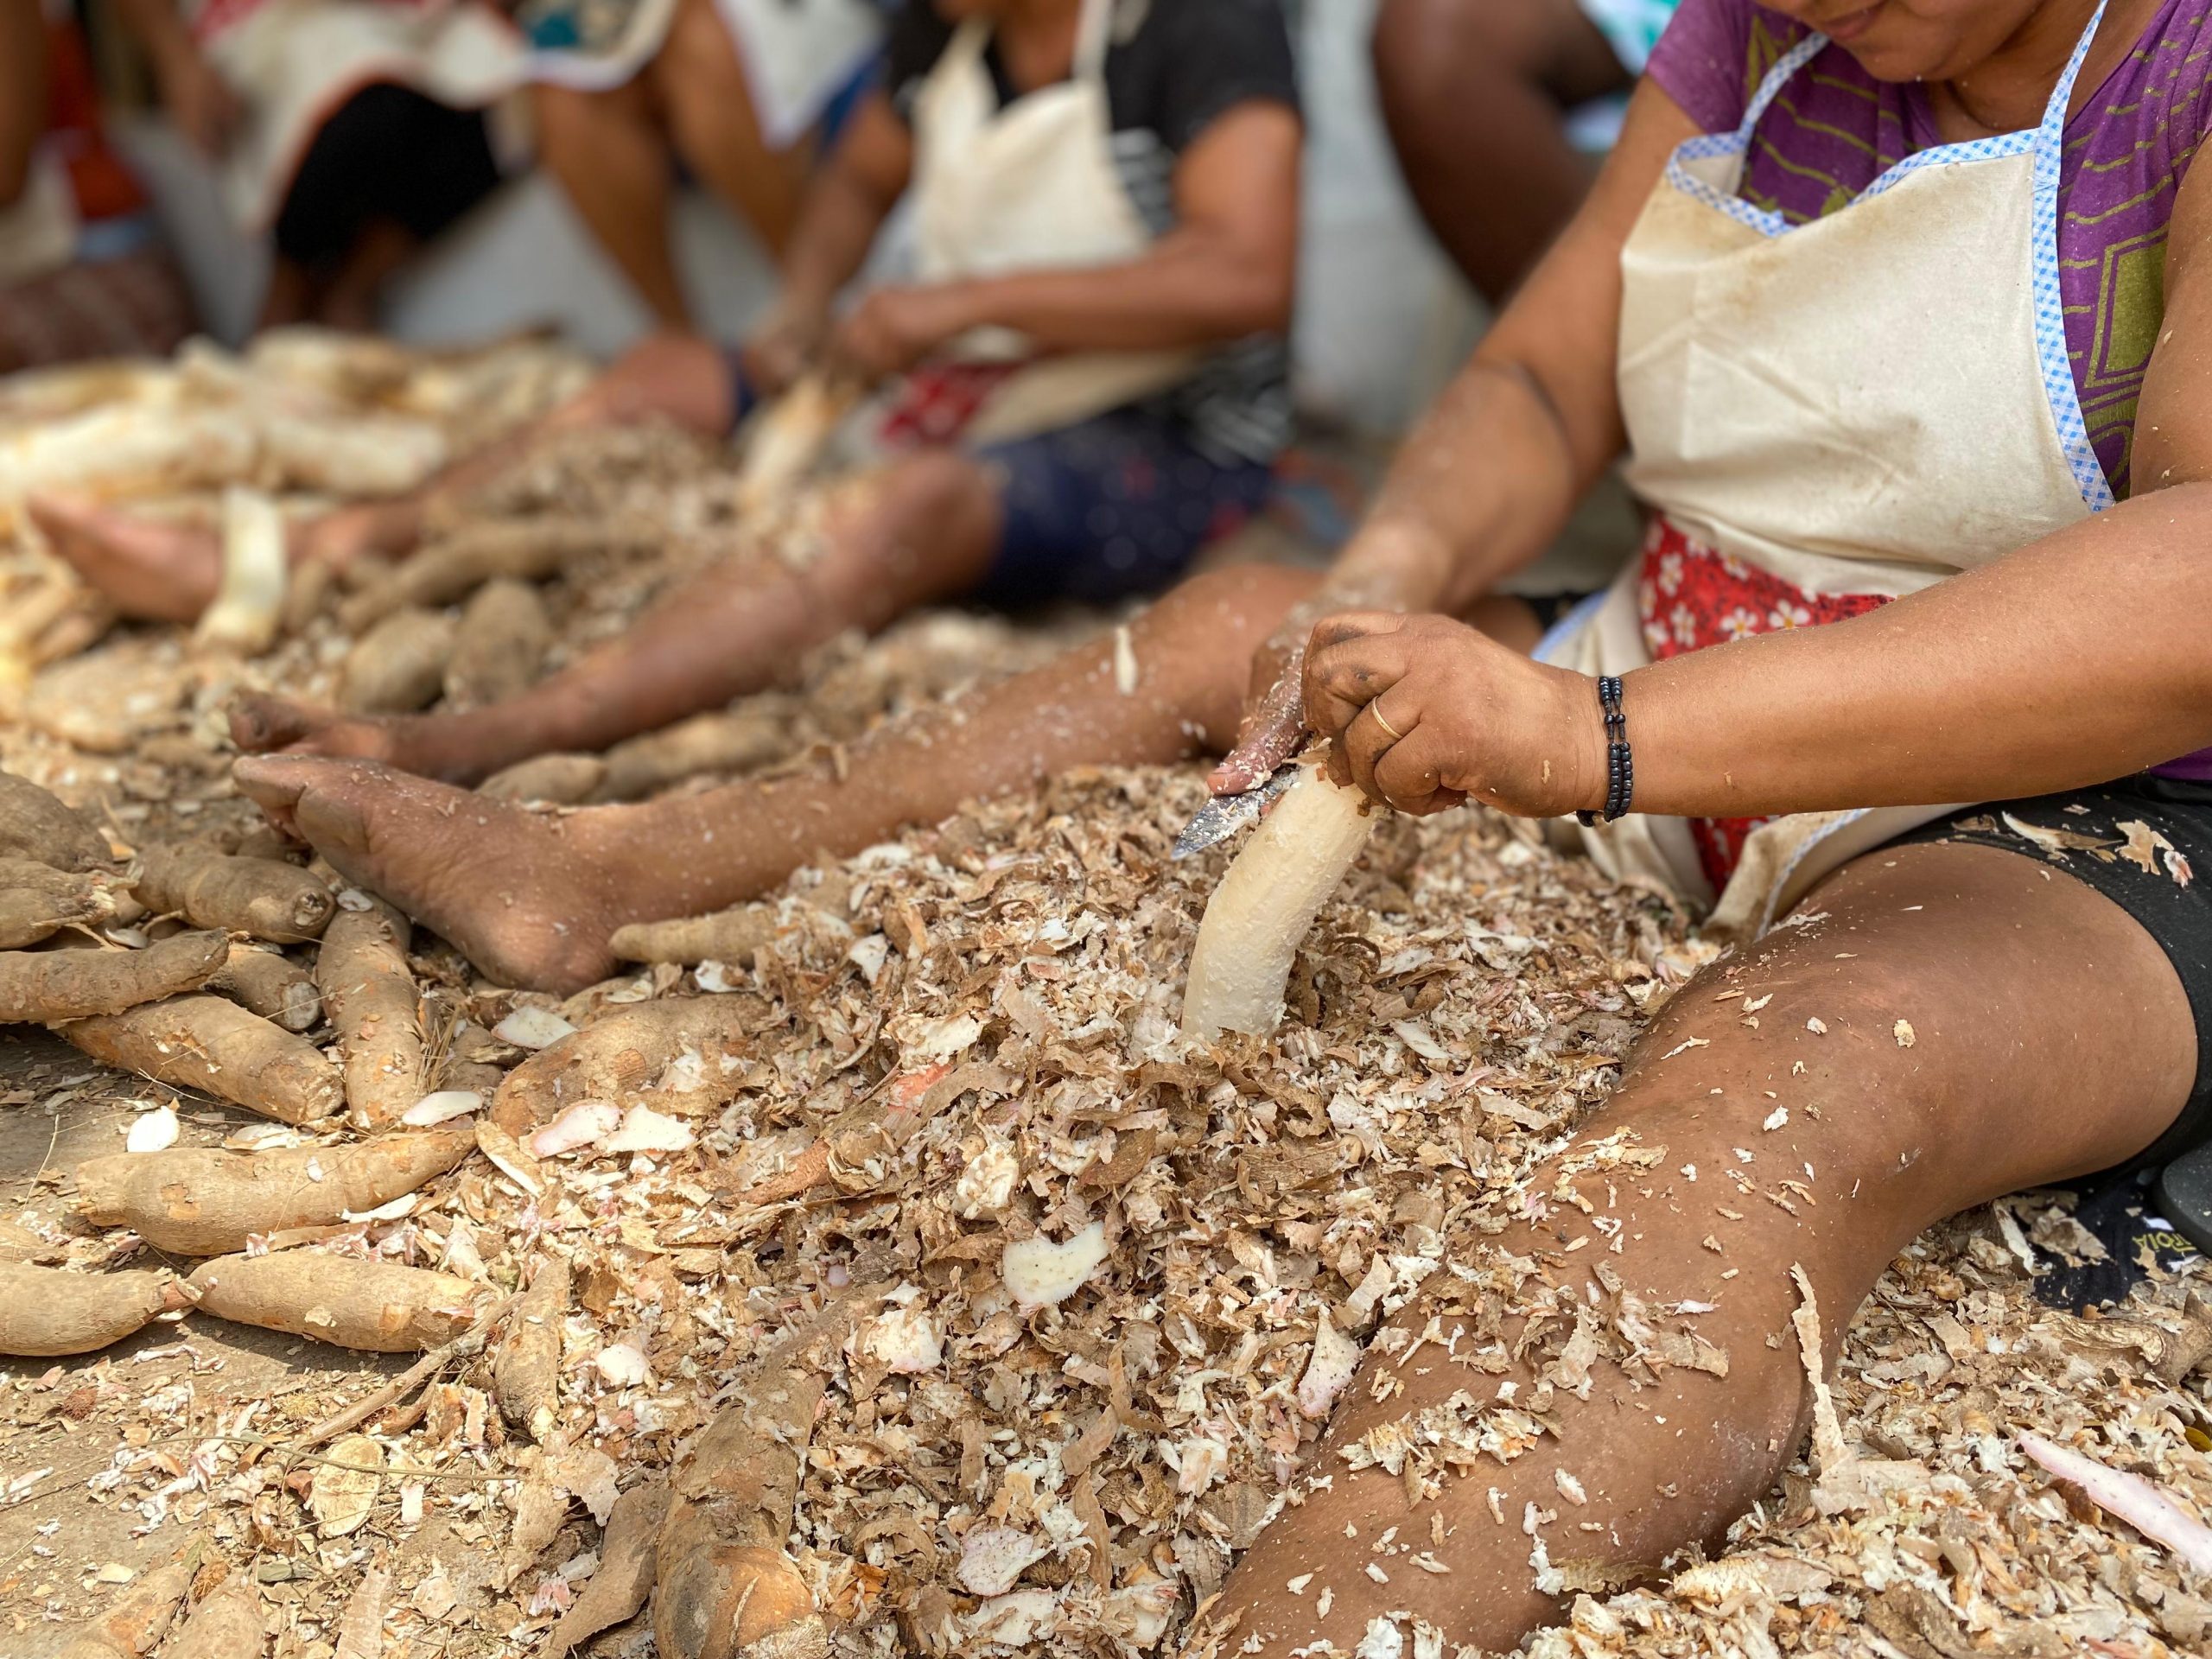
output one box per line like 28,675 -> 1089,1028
1302,611 -> 1610,819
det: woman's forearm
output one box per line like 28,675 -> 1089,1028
1624,486 -> 2212,819
949,226 -> 1292,354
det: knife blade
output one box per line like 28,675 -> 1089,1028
1172,763 -> 1301,860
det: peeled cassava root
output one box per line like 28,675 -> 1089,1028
194,487 -> 287,655
73,1128 -> 474,1255
315,893 -> 425,1129
491,995 -> 750,1135
188,1251 -> 490,1352
135,843 -> 334,943
62,995 -> 343,1123
0,1262 -> 178,1356
0,929 -> 226,1023
0,767 -> 109,870
1180,761 -> 1377,1039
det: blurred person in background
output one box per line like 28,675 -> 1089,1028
518,0 -> 888,329
1375,0 -> 1679,302
111,0 -> 524,328
0,0 -> 196,371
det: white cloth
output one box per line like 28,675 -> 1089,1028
0,153 -> 79,287
198,0 -> 527,231
1541,4 -> 2113,936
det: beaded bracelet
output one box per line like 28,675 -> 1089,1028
1575,674 -> 1634,827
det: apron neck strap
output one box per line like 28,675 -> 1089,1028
2036,0 -> 2108,141
1736,33 -> 1827,141
1072,0 -> 1114,84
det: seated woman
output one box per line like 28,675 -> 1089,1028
37,0 -> 1302,790
1373,0 -> 1680,303
520,0 -> 887,329
0,0 -> 196,371
232,1 -> 2212,1650
111,0 -> 519,329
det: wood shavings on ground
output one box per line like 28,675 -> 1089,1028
0,337 -> 2209,1659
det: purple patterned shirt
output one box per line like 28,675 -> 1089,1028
1646,0 -> 2210,503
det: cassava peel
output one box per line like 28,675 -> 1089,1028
543,1478 -> 670,1658
73,1128 -> 474,1255
134,843 -> 334,943
0,928 -> 226,1023
187,1251 -> 489,1352
62,995 -> 342,1123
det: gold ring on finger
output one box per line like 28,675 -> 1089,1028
1372,704 -> 1406,742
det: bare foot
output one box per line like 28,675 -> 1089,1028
229,693 -> 466,779
232,754 -> 632,993
29,493 -> 223,623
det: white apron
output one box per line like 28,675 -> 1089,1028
884,0 -> 1202,448
0,153 -> 79,288
197,0 -> 528,232
1538,4 -> 2115,939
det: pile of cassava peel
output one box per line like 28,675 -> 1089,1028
2,334 -> 2209,1659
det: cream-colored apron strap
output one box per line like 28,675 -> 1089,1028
1071,0 -> 1115,82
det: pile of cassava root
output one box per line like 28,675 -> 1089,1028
3,333 -> 2210,1659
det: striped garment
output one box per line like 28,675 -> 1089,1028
1647,0 -> 2211,499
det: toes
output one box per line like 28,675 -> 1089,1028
231,754 -> 382,859
231,693 -> 325,753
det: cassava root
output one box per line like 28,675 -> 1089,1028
134,843 -> 334,943
187,1251 -> 491,1352
0,767 -> 108,870
0,1262 -> 179,1356
315,892 -> 426,1129
0,928 -> 226,1023
61,995 -> 343,1123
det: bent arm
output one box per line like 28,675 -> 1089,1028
1320,80 -> 1694,618
776,93 -> 914,319
939,101 -> 1302,351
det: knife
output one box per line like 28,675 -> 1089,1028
1172,763 -> 1301,860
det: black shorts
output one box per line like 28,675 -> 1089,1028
274,84 -> 500,270
1894,773 -> 2212,1168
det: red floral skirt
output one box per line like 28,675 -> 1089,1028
1634,517 -> 1891,890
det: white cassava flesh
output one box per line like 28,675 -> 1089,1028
194,488 -> 287,652
1180,761 -> 1376,1038
1002,1222 -> 1109,1312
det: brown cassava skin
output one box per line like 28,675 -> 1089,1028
340,518 -> 660,632
134,844 -> 334,944
608,906 -> 776,969
73,1128 -> 474,1255
478,753 -> 607,805
0,859 -> 105,949
187,1252 -> 486,1352
54,1546 -> 200,1658
162,1580 -> 270,1659
444,577 -> 551,709
490,996 -> 753,1136
493,1254 -> 570,1440
544,1479 -> 670,1659
592,709 -> 788,804
315,894 -> 425,1130
0,929 -> 226,1024
62,995 -> 343,1124
0,768 -> 108,871
208,943 -> 322,1032
339,606 -> 458,715
0,1262 -> 172,1357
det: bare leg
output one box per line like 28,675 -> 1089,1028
232,448 -> 1004,782
653,0 -> 811,257
535,75 -> 690,329
231,563 -> 1322,991
315,219 -> 423,333
1373,0 -> 1632,304
1193,841 -> 2196,1655
27,334 -> 736,622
